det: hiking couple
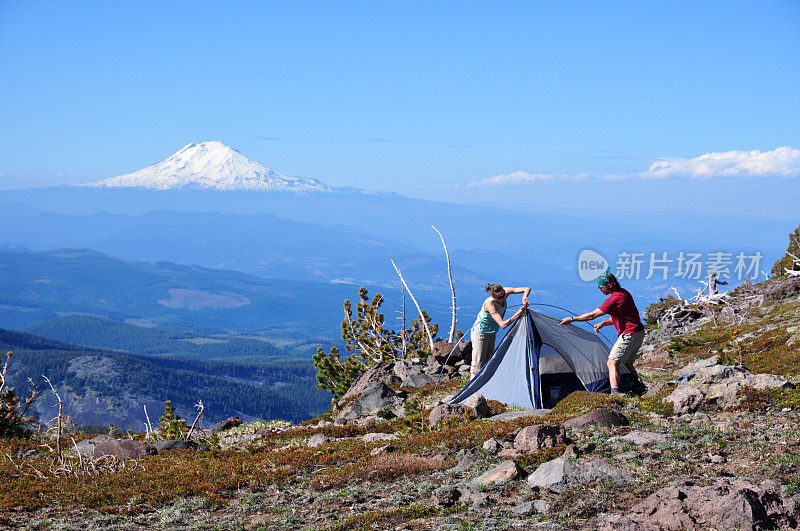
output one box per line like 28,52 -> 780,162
471,272 -> 645,396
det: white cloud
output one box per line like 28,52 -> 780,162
467,146 -> 800,186
467,171 -> 578,187
641,146 -> 800,179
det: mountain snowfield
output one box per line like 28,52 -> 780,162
87,141 -> 334,192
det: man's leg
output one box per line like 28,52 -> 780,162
607,358 -> 621,389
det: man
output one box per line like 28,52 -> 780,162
557,269 -> 645,395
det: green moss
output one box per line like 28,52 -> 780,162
635,387 -> 674,416
737,387 -> 800,411
329,504 -> 464,531
548,391 -> 627,418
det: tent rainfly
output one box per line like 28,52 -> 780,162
449,309 -> 635,409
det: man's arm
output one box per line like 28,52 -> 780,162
558,308 -> 605,326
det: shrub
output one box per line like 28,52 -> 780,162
0,351 -> 38,439
159,400 -> 187,440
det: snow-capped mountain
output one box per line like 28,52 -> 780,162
87,141 -> 334,192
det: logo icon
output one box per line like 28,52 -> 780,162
577,249 -> 609,282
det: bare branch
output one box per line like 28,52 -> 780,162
391,259 -> 435,351
186,400 -> 204,441
42,376 -> 64,458
432,225 -> 457,342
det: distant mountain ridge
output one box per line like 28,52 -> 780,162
86,141 -> 337,192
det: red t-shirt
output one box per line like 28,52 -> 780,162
598,288 -> 644,334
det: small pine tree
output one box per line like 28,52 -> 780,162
313,287 -> 443,399
159,400 -> 187,440
0,351 -> 38,439
771,224 -> 800,278
312,346 -> 366,399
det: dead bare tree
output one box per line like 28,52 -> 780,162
143,404 -> 154,441
390,259 -> 435,351
186,400 -> 204,441
431,225 -> 457,342
42,376 -> 63,459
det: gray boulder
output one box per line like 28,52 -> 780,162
667,385 -> 705,414
153,440 -> 198,452
563,409 -> 628,430
432,339 -> 472,365
307,434 -> 330,447
619,430 -> 669,446
528,457 -> 631,493
463,393 -> 491,418
598,479 -> 799,530
429,403 -> 469,427
672,355 -> 719,378
91,437 -> 157,459
393,359 -> 424,381
513,500 -> 550,515
351,382 -> 405,414
514,425 -> 570,452
342,362 -> 399,402
212,416 -> 243,434
362,432 -> 397,443
469,460 -> 524,488
432,485 -> 462,507
400,373 -> 436,389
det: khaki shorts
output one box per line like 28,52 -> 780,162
609,330 -> 645,363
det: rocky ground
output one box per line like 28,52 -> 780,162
1,276 -> 800,530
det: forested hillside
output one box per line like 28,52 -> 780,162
23,315 -> 293,359
0,329 -> 331,429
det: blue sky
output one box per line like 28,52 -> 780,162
1,1 -> 799,216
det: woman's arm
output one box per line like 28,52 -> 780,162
557,307 -> 605,326
504,286 -> 532,304
486,299 -> 529,329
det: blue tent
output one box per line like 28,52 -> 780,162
449,310 -> 633,409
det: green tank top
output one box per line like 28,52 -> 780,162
473,297 -> 506,335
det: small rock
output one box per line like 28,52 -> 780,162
469,460 -> 524,488
92,438 -> 157,459
307,434 -> 330,447
615,451 -> 640,460
432,485 -> 461,507
620,430 -> 669,445
528,457 -> 630,493
455,448 -> 481,472
212,416 -> 243,434
514,425 -> 570,452
563,409 -> 628,430
153,440 -> 198,452
562,444 -> 579,459
432,339 -> 472,364
352,382 -> 406,415
497,448 -> 521,459
362,432 -> 398,443
463,393 -> 492,418
512,501 -> 537,516
429,403 -> 470,427
400,373 -> 436,389
667,386 -> 705,414
343,362 -> 399,401
482,438 -> 502,454
370,444 -> 394,456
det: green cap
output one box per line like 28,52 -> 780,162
596,268 -> 612,286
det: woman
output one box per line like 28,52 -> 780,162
470,283 -> 531,379
557,269 -> 645,395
